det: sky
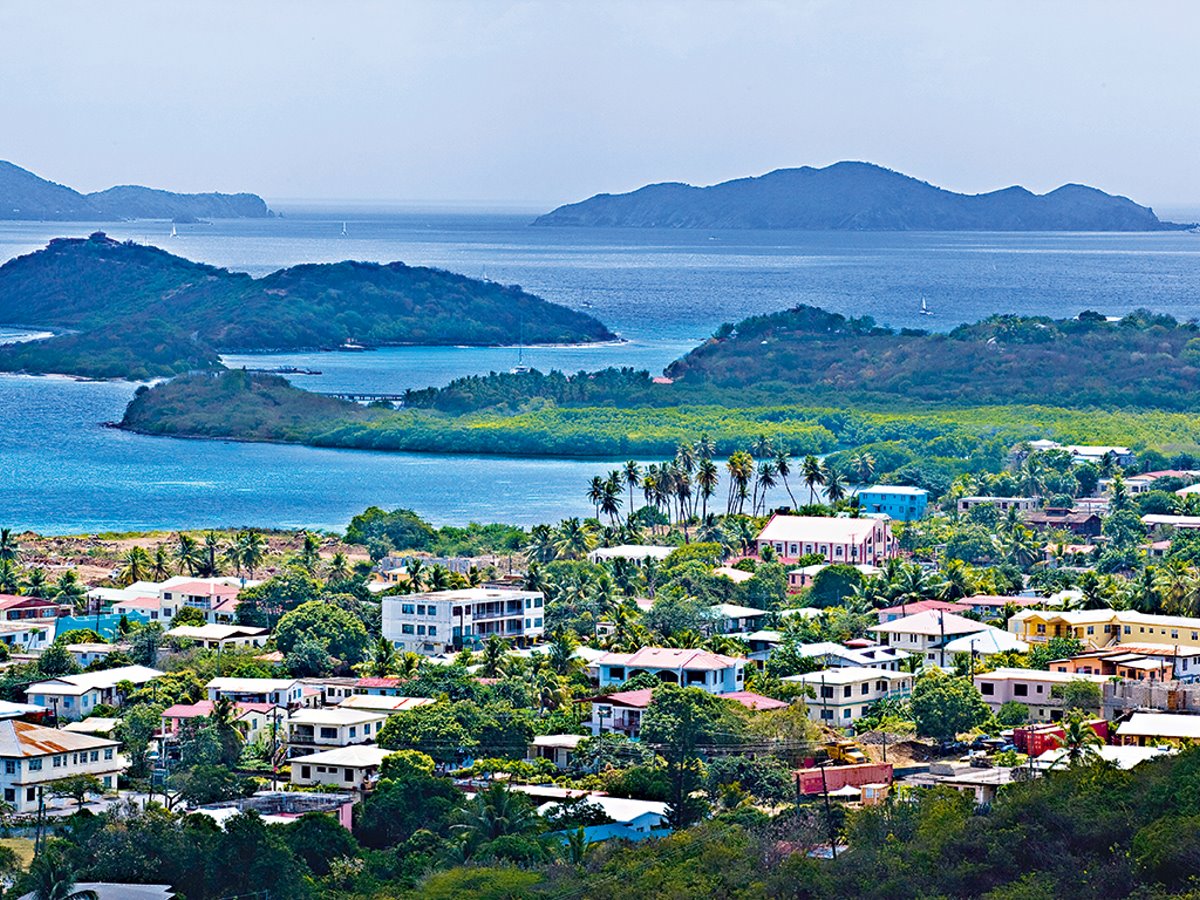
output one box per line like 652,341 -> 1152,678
2,1 -> 1199,211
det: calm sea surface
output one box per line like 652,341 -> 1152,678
2,212 -> 1199,534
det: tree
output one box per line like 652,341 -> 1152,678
118,546 -> 152,586
1053,711 -> 1103,766
275,600 -> 369,663
51,571 -> 87,611
996,701 -> 1030,727
909,671 -> 990,741
281,811 -> 360,877
808,564 -> 865,609
356,750 -> 462,848
802,455 -> 825,505
170,605 -> 208,627
1053,679 -> 1103,715
48,774 -> 105,812
0,529 -> 21,564
38,641 -> 80,678
297,531 -> 322,574
1027,636 -> 1084,670
128,623 -> 164,667
451,782 -> 542,856
285,636 -> 332,677
24,847 -> 98,900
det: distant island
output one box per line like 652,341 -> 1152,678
0,160 -> 271,221
534,161 -> 1189,231
0,233 -> 615,379
120,306 -> 1200,464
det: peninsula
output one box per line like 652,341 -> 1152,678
534,161 -> 1186,231
0,233 -> 616,379
0,159 -> 271,221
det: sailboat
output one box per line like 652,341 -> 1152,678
510,318 -> 532,374
919,297 -> 934,316
169,223 -> 178,238
340,221 -> 348,237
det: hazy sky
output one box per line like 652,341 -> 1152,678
3,1 -> 1199,210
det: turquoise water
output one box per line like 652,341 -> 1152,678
2,213 -> 1199,534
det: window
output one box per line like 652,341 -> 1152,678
1013,684 -> 1028,697
300,765 -> 311,779
90,751 -> 98,762
319,727 -> 338,739
842,708 -> 851,718
401,624 -> 414,635
861,683 -> 869,695
401,604 -> 415,615
417,604 -> 426,615
535,597 -> 543,608
103,749 -> 113,760
3,789 -> 13,803
349,726 -> 357,738
52,755 -> 63,768
609,666 -> 626,681
980,683 -> 995,695
1086,626 -> 1094,635
3,761 -> 13,774
820,709 -> 832,720
417,625 -> 426,635
820,686 -> 834,699
344,768 -> 354,782
29,758 -> 41,771
428,626 -> 437,636
842,686 -> 852,698
1036,624 -> 1046,635
534,618 -> 543,627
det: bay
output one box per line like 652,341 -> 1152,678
2,212 -> 1199,535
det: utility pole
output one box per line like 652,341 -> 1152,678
819,764 -> 838,861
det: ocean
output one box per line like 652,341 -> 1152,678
2,212 -> 1199,534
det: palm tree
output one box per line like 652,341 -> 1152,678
201,531 -> 224,577
696,458 -> 719,520
479,635 -> 509,678
1053,712 -> 1103,767
26,848 -> 97,900
406,558 -> 426,592
175,533 -> 201,576
622,461 -> 641,521
326,551 -> 351,582
0,560 -> 17,594
22,567 -> 48,598
118,546 -> 152,586
554,518 -> 595,561
675,441 -> 697,476
428,564 -> 453,592
531,669 -> 568,715
565,825 -> 590,865
750,434 -> 774,460
600,473 -> 624,525
824,465 -> 848,504
298,532 -> 322,574
752,460 -> 778,515
697,434 -> 716,461
150,544 -> 171,580
525,526 -> 557,564
546,629 -> 582,677
366,635 -> 396,677
587,476 -> 606,520
725,451 -> 754,515
851,451 -> 875,490
0,529 -> 21,564
774,448 -> 797,508
52,571 -> 87,612
452,782 -> 540,852
234,531 -> 266,579
801,455 -> 825,505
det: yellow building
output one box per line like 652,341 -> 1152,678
1009,609 -> 1200,651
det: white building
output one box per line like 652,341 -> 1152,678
957,496 -> 1040,515
101,576 -> 258,624
26,665 -> 164,721
783,667 -> 913,725
165,624 -> 269,650
587,545 -> 675,566
287,708 -> 388,755
756,514 -> 896,566
596,647 -> 746,693
0,719 -> 125,813
870,610 -> 991,667
382,588 -> 545,655
973,667 -> 1109,721
793,641 -> 910,671
206,677 -> 305,708
0,620 -> 56,652
289,744 -> 394,791
64,643 -> 128,668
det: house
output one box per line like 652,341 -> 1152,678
756,514 -> 896,566
164,623 -> 268,650
337,695 -> 436,715
596,647 -> 747,693
0,594 -> 68,622
783,667 -> 913,725
791,641 -> 910,671
856,485 -> 928,521
707,603 -> 769,634
1114,712 -> 1200,746
957,496 -> 1039,515
903,762 -> 1020,805
942,627 -> 1030,658
587,545 -> 675,566
65,642 -> 129,668
870,610 -> 991,667
1143,514 -> 1200,531
206,677 -> 305,708
1026,441 -> 1134,467
289,744 -> 394,791
539,794 -> 669,842
17,885 -> 173,900
1049,643 -> 1200,682
157,577 -> 244,623
195,791 -> 354,830
973,667 -> 1109,721
713,566 -> 755,585
1022,508 -> 1103,537
382,588 -> 545,655
955,595 -> 1044,618
160,700 -> 286,746
62,717 -> 121,738
287,708 -> 388,755
876,599 -> 963,624
26,665 -> 164,721
0,718 -> 125,813
527,733 -> 587,769
583,688 -> 786,737
1009,609 -> 1200,653
353,676 -> 408,696
788,563 -> 879,591
0,619 -> 55,652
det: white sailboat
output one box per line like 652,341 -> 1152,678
919,297 -> 934,316
340,221 -> 348,236
169,223 -> 178,238
510,318 -> 532,374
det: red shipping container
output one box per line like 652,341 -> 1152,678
795,762 -> 894,795
1014,720 -> 1108,756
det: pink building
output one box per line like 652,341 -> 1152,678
756,515 -> 896,567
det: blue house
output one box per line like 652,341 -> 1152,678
856,485 -> 928,521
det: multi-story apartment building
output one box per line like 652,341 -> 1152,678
0,719 -> 126,813
1009,609 -> 1200,652
287,708 -> 388,755
382,588 -> 545,655
783,666 -> 913,725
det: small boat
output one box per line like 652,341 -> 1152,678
340,340 -> 367,352
169,224 -> 178,238
919,297 -> 934,316
510,320 -> 531,374
341,221 -> 348,236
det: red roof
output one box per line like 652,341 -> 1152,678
0,595 -> 55,609
876,599 -> 961,617
167,581 -> 238,596
721,691 -> 789,711
355,677 -> 403,688
162,700 -> 278,719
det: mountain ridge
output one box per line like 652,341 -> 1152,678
534,161 -> 1189,231
0,160 -> 271,221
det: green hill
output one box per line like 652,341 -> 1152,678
0,232 -> 616,378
